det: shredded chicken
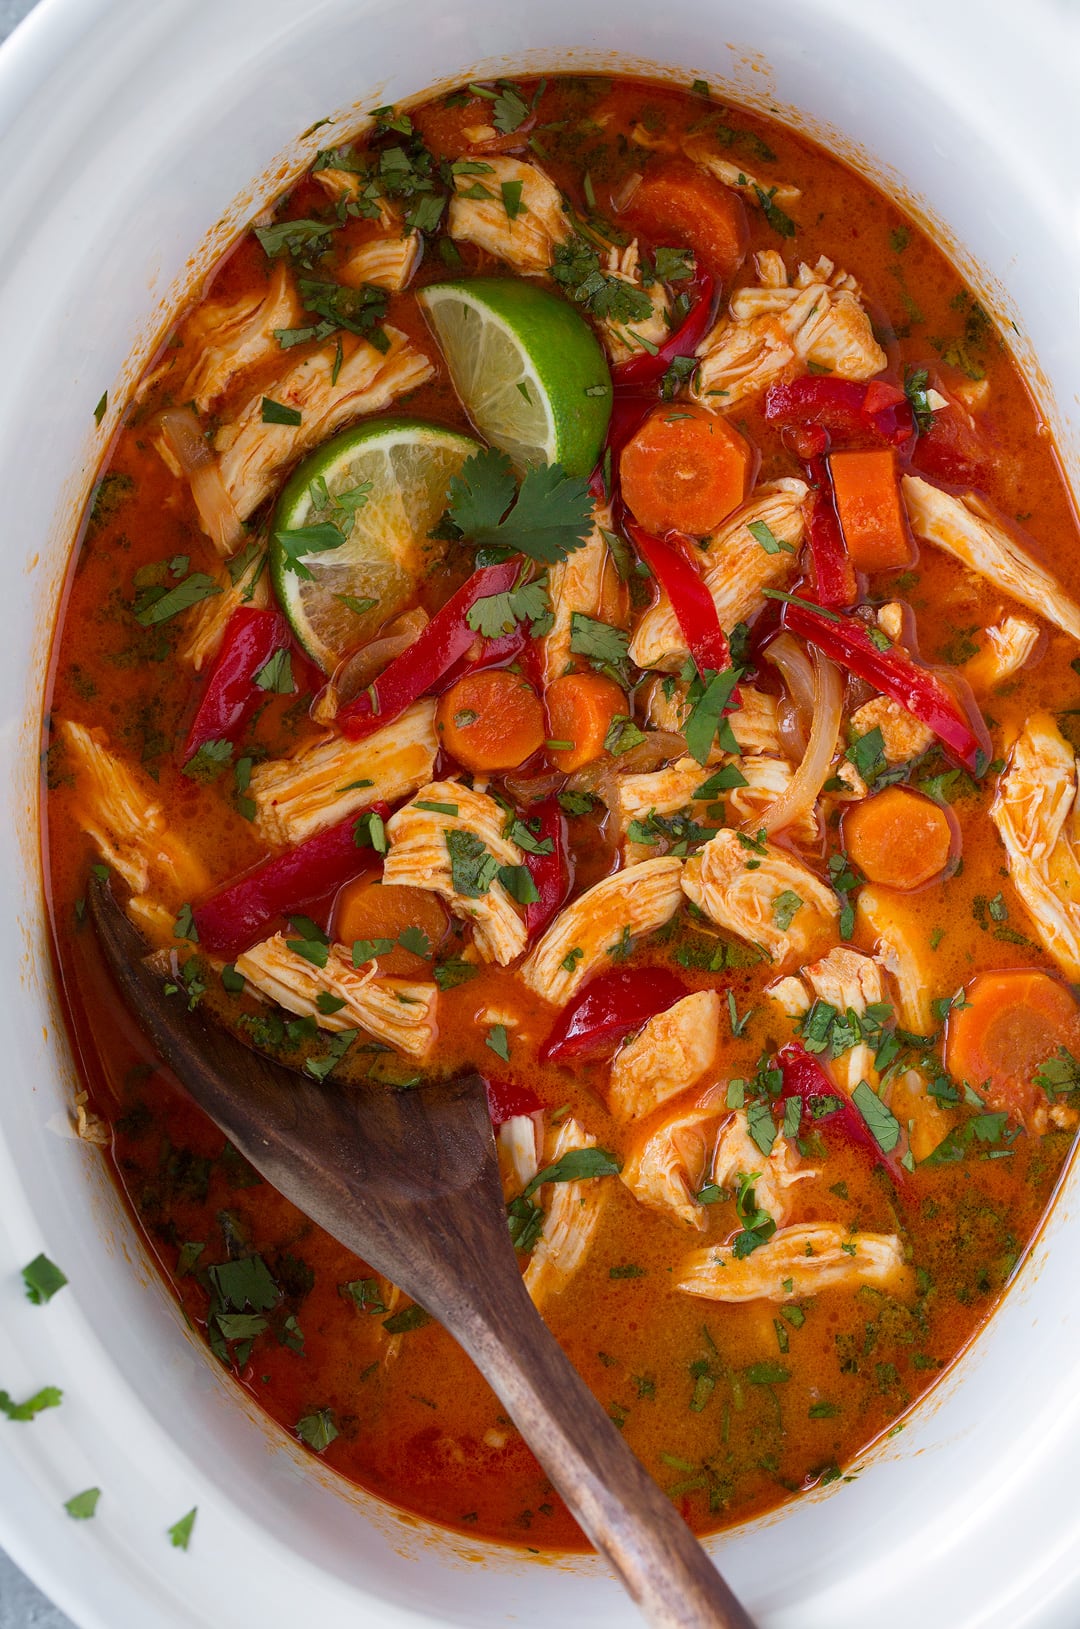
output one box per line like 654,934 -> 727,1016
213,326 -> 432,524
856,887 -> 936,1034
766,974 -> 812,1020
520,857 -> 684,1006
682,829 -> 838,964
629,480 -> 807,672
691,252 -> 886,411
889,1068 -> 956,1164
72,1089 -> 109,1146
801,947 -> 888,1093
448,157 -> 570,272
143,262 -> 301,413
612,757 -> 709,861
677,1223 -> 911,1303
964,614 -> 1041,691
849,695 -> 934,766
596,240 -> 672,364
620,1087 -> 727,1229
991,712 -> 1080,980
711,1110 -> 814,1224
338,205 -> 422,292
236,934 -> 437,1058
641,680 -> 781,759
902,476 -> 1080,643
178,548 -> 270,671
58,721 -> 209,927
726,756 -> 821,851
541,501 -> 624,688
608,991 -> 722,1121
498,1113 -> 543,1194
383,782 -> 527,965
524,1117 -> 607,1306
628,125 -> 801,212
250,699 -> 438,847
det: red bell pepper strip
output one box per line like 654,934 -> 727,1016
764,376 -> 915,449
336,559 -> 521,740
612,272 -> 716,388
484,1077 -> 544,1126
522,799 -> 570,941
182,607 -> 290,763
625,520 -> 730,673
439,624 -> 527,691
804,455 -> 858,609
193,805 -> 388,958
541,968 -> 688,1063
780,596 -> 990,774
778,1042 -> 909,1191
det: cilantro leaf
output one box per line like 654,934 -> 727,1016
570,613 -> 629,669
446,449 -> 595,565
167,1507 -> 197,1549
0,1385 -> 62,1421
445,829 -> 499,897
272,520 -> 347,581
254,648 -> 295,694
522,1147 -> 621,1200
22,1253 -> 67,1305
296,1408 -> 339,1451
684,667 -> 742,765
132,571 -> 221,627
852,1080 -> 902,1153
64,1487 -> 101,1520
466,576 -> 550,638
551,234 -> 655,325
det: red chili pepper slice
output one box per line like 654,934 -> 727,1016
541,967 -> 689,1063
484,1076 -> 544,1126
182,607 -> 290,763
612,272 -> 716,388
778,1041 -> 909,1191
625,520 -> 730,673
337,559 -> 521,740
193,805 -> 388,958
522,799 -> 570,941
804,455 -> 858,609
780,596 -> 989,774
764,377 -> 915,450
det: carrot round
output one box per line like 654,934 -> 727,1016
545,672 -> 626,773
620,405 -> 753,536
830,448 -> 915,573
332,879 -> 449,975
411,93 -> 532,159
945,970 -> 1080,1120
436,669 -> 546,772
842,786 -> 955,890
624,162 -> 748,284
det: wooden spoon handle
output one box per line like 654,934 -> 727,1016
439,1272 -> 756,1629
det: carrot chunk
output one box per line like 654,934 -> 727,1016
842,786 -> 955,890
623,162 -> 749,284
830,447 -> 914,572
435,670 -> 546,772
945,970 -> 1080,1121
620,405 -> 753,536
545,672 -> 626,773
332,879 -> 449,975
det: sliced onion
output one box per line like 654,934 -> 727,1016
766,631 -> 816,758
503,768 -> 566,806
310,608 -> 429,724
156,407 -> 244,555
609,729 -> 687,774
611,171 -> 644,214
756,649 -> 843,837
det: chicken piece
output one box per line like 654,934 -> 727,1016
991,712 -> 1080,981
313,167 -> 363,205
902,476 -> 1080,643
856,887 -> 935,1035
596,241 -> 672,365
964,615 -> 1041,691
849,695 -> 934,767
876,602 -> 906,644
765,974 -> 812,1020
498,1113 -> 543,1194
629,480 -> 807,672
72,1089 -> 109,1147
335,202 -> 422,293
711,1110 -> 814,1224
58,721 -> 209,926
213,326 -> 432,523
691,252 -> 886,411
250,699 -> 438,847
524,1117 -> 607,1307
608,991 -> 722,1122
640,679 -> 781,759
888,1069 -> 956,1164
620,1087 -> 727,1229
448,156 -> 571,272
612,757 -> 709,861
726,756 -> 821,851
802,946 -> 888,1093
383,782 -> 527,966
520,856 -> 684,1006
177,547 -> 270,671
236,934 -> 437,1058
682,829 -> 838,965
143,263 -> 302,414
677,1222 -> 911,1303
679,130 -> 802,210
541,501 -> 624,688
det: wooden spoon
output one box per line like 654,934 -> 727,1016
89,877 -> 756,1629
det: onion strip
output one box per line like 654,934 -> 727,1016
756,648 -> 842,837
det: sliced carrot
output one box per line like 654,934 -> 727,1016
332,879 -> 449,976
435,669 -> 546,772
545,672 -> 626,773
620,405 -> 753,536
624,162 -> 748,284
411,92 -> 533,160
830,448 -> 915,572
945,970 -> 1080,1121
842,786 -> 955,890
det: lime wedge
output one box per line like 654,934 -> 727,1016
418,278 -> 612,477
269,417 -> 481,673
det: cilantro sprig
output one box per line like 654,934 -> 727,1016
442,448 -> 593,565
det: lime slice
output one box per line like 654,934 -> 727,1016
270,417 -> 481,673
417,277 -> 612,477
